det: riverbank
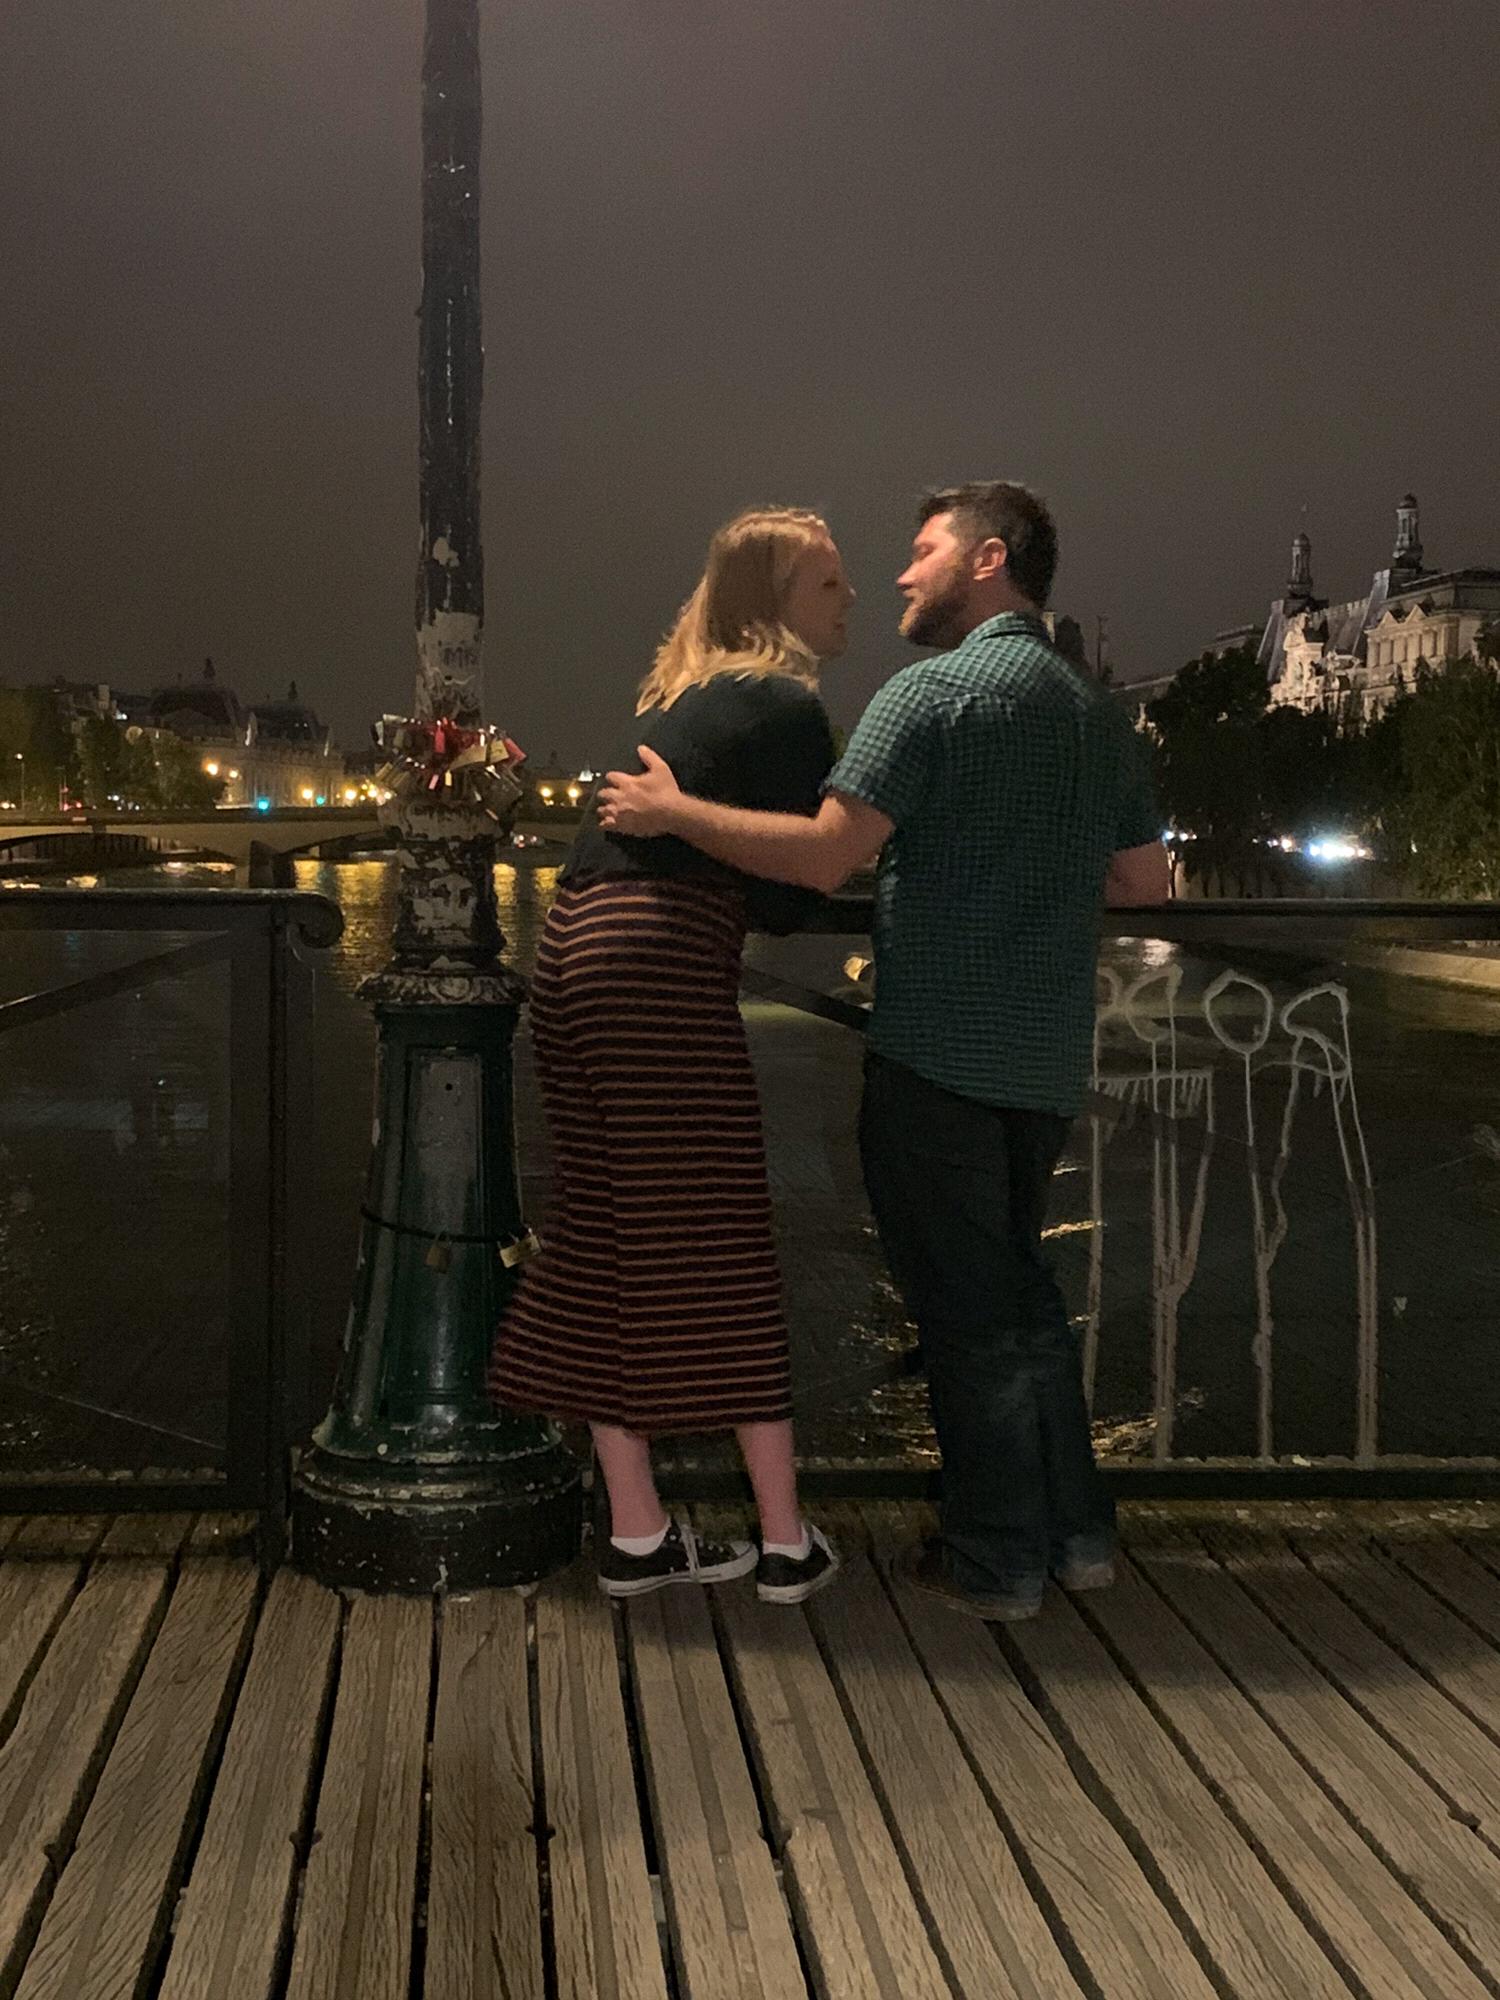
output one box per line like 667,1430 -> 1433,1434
1344,942 -> 1500,993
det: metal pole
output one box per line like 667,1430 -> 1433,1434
291,0 -> 581,1591
415,0 -> 484,735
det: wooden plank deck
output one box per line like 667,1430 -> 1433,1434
5,1502 -> 1500,1998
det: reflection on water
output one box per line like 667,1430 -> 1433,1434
293,857 -> 563,994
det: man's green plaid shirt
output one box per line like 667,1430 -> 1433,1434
827,611 -> 1160,1116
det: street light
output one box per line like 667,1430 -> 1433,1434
289,0 -> 580,1593
13,753 -> 23,810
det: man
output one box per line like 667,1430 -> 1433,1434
599,482 -> 1169,1620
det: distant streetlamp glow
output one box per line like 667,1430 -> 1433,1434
203,759 -> 220,777
1305,835 -> 1371,863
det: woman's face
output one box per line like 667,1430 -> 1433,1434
781,538 -> 855,660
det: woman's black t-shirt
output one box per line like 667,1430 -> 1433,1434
563,672 -> 835,934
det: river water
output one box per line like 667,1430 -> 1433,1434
5,853 -> 1500,1481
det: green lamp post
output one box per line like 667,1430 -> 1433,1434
290,0 -> 581,1591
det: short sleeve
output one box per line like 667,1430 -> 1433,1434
825,671 -> 936,827
1113,719 -> 1162,851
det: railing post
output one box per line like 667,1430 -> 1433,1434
288,0 -> 580,1590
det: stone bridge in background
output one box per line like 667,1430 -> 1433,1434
0,806 -> 569,884
0,806 -> 383,885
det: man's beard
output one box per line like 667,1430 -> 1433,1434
901,574 -> 970,649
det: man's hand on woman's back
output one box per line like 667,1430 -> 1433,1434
599,747 -> 684,837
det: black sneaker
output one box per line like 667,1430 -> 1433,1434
756,1525 -> 841,1605
596,1517 -> 756,1599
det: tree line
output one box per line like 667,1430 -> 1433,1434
0,688 -> 224,814
1144,621 -> 1500,898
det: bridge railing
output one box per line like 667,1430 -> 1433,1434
8,884 -> 1500,1519
0,888 -> 342,1525
702,895 -> 1500,1500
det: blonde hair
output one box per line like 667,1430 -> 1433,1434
636,506 -> 832,713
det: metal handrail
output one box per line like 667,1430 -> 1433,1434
803,893 -> 1500,942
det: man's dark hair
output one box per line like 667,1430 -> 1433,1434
918,481 -> 1058,608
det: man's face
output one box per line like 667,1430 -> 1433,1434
896,512 -> 974,647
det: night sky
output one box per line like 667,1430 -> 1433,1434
4,1 -> 1498,762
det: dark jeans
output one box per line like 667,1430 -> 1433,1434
858,1052 -> 1114,1598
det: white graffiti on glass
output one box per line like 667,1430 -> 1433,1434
1088,961 -> 1377,1463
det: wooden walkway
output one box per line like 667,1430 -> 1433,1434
7,1502 -> 1500,1998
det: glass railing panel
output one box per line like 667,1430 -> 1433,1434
656,914 -> 1500,1484
0,934 -> 233,1483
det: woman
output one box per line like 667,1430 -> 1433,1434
489,506 -> 851,1602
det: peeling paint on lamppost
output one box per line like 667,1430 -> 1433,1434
291,0 -> 582,1592
383,0 -> 503,1000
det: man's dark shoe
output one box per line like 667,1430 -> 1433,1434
1050,1532 -> 1116,1592
756,1525 -> 841,1605
1053,1554 -> 1115,1592
895,1540 -> 1043,1622
596,1517 -> 756,1599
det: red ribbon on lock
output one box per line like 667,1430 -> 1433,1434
421,717 -> 481,789
373,714 -> 527,822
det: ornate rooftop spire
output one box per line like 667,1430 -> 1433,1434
1287,528 -> 1315,606
1392,493 -> 1424,582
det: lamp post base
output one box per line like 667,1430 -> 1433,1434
289,931 -> 583,1595
291,1440 -> 581,1593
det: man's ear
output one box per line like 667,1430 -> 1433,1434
970,536 -> 1008,583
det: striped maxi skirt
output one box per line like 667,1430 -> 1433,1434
488,876 -> 793,1435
